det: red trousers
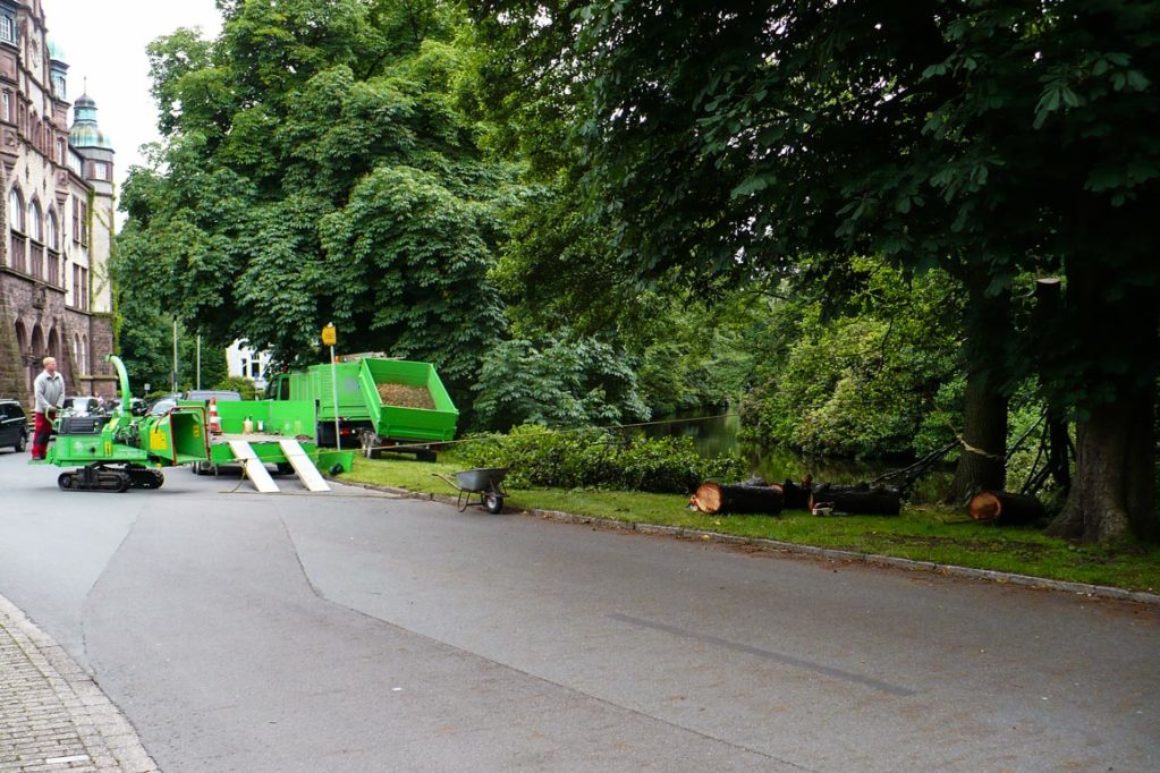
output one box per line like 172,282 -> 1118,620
32,411 -> 55,460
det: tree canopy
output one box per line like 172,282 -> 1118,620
117,0 -> 515,395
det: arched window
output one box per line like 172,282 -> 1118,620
46,209 -> 58,250
28,199 -> 42,242
8,187 -> 23,232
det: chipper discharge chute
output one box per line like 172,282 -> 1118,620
46,356 -> 210,492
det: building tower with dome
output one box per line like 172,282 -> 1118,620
0,0 -> 117,403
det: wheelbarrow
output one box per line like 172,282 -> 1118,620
434,467 -> 508,514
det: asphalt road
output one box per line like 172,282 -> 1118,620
0,449 -> 1156,772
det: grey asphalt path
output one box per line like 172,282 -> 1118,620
0,450 -> 1156,772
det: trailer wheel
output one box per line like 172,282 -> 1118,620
484,493 -> 504,514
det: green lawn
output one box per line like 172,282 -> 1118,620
345,456 -> 1160,593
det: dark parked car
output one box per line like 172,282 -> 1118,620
62,395 -> 104,415
147,395 -> 181,416
108,397 -> 147,416
0,399 -> 28,452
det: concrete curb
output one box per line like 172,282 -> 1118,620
0,594 -> 158,772
339,479 -> 1160,606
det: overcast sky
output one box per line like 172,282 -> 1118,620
46,0 -> 223,193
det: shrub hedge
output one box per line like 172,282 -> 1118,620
458,425 -> 746,494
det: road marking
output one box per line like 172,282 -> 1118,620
609,612 -> 916,697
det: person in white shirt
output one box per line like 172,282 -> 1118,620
31,357 -> 65,460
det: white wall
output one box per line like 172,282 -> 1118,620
226,340 -> 271,390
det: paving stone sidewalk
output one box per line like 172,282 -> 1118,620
0,595 -> 156,773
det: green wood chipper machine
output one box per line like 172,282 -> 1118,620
44,356 -> 211,492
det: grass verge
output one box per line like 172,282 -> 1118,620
346,456 -> 1160,593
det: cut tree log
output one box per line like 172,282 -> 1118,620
808,483 -> 902,516
691,482 -> 784,515
781,479 -> 812,510
968,490 -> 1046,525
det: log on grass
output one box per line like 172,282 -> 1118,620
692,482 -> 785,515
781,479 -> 813,510
808,483 -> 902,516
968,490 -> 1046,525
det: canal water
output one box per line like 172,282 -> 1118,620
639,412 -> 909,485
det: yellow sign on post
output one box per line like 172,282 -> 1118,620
322,323 -> 340,449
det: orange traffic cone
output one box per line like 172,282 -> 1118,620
208,397 -> 222,434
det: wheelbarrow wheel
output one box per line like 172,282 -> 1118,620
484,492 -> 504,514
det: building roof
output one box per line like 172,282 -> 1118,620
47,37 -> 66,64
69,94 -> 114,151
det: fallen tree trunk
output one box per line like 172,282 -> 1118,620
808,483 -> 902,516
692,482 -> 784,515
781,479 -> 812,510
969,490 -> 1046,525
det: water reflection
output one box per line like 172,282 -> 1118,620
637,412 -> 913,485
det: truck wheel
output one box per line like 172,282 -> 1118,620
58,472 -> 74,490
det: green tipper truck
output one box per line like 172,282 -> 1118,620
269,357 -> 458,458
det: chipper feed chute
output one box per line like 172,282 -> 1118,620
47,356 -> 210,492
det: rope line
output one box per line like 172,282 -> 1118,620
360,413 -> 740,455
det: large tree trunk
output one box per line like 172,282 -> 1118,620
1046,389 -> 1158,543
947,278 -> 1010,503
1046,259 -> 1158,544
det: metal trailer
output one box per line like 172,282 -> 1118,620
269,358 -> 459,458
184,398 -> 355,480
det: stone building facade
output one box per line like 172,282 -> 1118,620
0,0 -> 116,407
